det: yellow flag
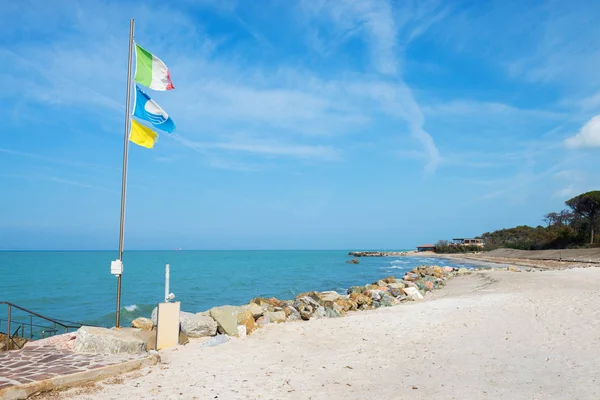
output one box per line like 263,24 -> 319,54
130,119 -> 158,148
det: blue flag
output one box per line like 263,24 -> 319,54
133,85 -> 175,133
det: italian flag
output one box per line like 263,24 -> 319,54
134,44 -> 174,91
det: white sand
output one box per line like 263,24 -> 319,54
50,268 -> 600,400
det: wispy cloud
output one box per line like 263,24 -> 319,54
300,0 -> 444,172
0,148 -> 113,171
0,172 -> 114,192
564,115 -> 600,148
172,134 -> 340,161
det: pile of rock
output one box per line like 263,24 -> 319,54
133,265 -> 470,341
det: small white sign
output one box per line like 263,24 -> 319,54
110,260 -> 123,275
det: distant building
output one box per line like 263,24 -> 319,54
451,238 -> 484,247
416,244 -> 436,252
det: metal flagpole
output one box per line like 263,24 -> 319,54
115,18 -> 135,328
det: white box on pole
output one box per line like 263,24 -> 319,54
111,260 -> 123,275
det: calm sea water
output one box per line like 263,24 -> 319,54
0,250 -> 479,330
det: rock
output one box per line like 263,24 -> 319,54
210,305 -> 247,337
250,298 -> 276,312
403,280 -> 417,289
508,265 -> 521,272
442,266 -> 454,273
294,296 -> 320,311
151,308 -> 216,337
347,286 -> 364,294
283,305 -> 300,319
245,303 -> 265,319
369,290 -> 383,301
403,287 -> 424,301
314,306 -> 326,318
380,293 -> 395,307
300,311 -> 311,320
387,281 -> 406,290
382,276 -> 396,283
179,330 -> 189,345
319,291 -> 341,302
256,315 -> 270,326
325,307 -> 343,318
180,312 -> 218,338
131,317 -> 154,331
335,298 -> 357,312
132,329 -> 156,351
346,258 -> 360,264
456,268 -> 470,275
404,272 -> 421,281
424,281 -> 434,291
432,266 -> 443,278
265,311 -> 286,323
349,292 -> 372,307
388,287 -> 404,298
201,335 -> 230,347
268,297 -> 282,308
237,309 -> 256,334
74,326 -> 146,354
151,307 -> 158,326
375,280 -> 387,287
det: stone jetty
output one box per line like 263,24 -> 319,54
348,251 -> 408,257
131,264 -> 472,340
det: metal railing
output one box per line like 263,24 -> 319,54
1,301 -> 87,351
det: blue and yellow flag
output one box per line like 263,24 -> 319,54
133,85 -> 176,133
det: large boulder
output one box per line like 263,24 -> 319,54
380,293 -> 395,307
150,308 -> 217,338
335,298 -> 358,312
245,303 -> 265,319
180,312 -> 218,338
347,286 -> 365,295
133,329 -> 157,351
131,317 -> 154,331
403,287 -> 424,301
349,292 -> 372,307
283,306 -> 302,321
325,307 -> 343,318
319,291 -> 341,302
210,306 -> 251,336
265,311 -> 286,323
237,309 -> 256,334
74,326 -> 146,354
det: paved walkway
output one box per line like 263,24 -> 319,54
0,333 -> 154,398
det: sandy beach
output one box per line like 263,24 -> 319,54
41,266 -> 600,400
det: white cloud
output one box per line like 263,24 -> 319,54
172,134 -> 340,161
565,115 -> 600,148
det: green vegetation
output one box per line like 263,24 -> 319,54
434,241 -> 483,254
481,190 -> 600,251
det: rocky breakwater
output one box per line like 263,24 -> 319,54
348,251 -> 409,257
132,265 -> 471,344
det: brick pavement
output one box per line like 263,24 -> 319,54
0,333 -> 152,396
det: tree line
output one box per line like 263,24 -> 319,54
482,191 -> 600,251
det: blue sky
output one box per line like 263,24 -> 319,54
2,0 -> 600,250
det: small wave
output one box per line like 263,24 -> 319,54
124,304 -> 138,312
390,260 -> 409,265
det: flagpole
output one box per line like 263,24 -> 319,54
116,18 -> 135,328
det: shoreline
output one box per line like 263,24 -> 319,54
46,264 -> 600,399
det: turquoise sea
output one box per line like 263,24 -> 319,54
0,251 -> 480,331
